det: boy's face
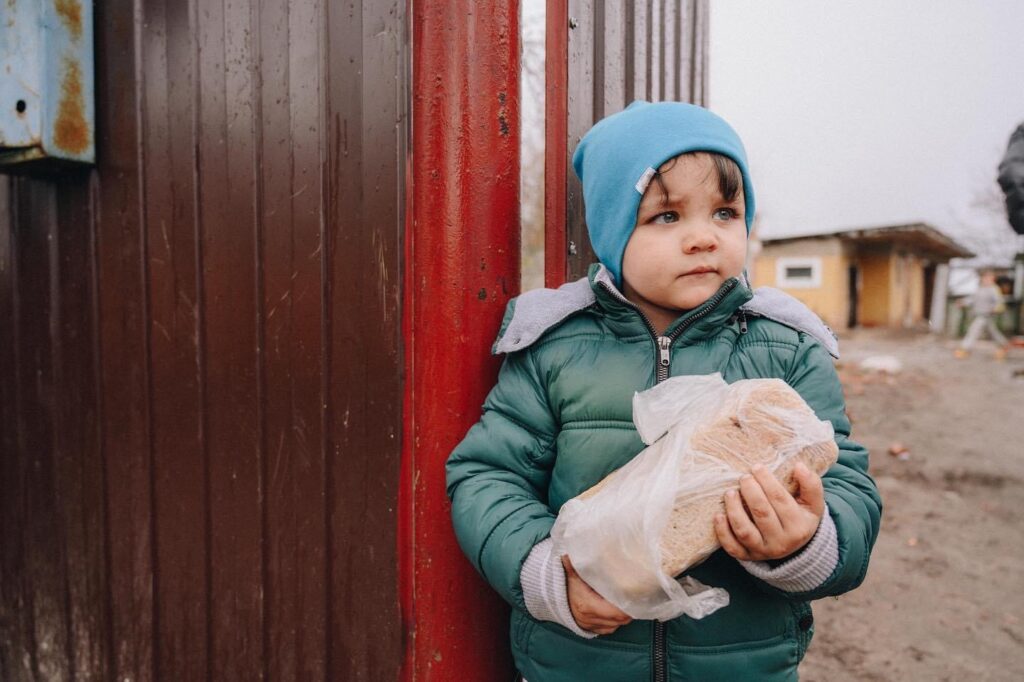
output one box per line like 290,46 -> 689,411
621,153 -> 747,330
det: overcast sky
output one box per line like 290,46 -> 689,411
708,0 -> 1024,251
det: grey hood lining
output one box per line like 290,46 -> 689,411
742,286 -> 840,358
491,277 -> 597,354
493,264 -> 839,358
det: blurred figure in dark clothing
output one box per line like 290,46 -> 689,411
998,123 -> 1024,235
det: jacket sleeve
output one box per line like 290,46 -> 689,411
759,333 -> 883,601
445,347 -> 559,610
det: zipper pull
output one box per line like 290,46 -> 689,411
739,311 -> 748,334
658,336 -> 672,368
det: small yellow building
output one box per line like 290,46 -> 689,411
751,223 -> 974,331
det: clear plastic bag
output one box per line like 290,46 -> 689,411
550,372 -> 837,622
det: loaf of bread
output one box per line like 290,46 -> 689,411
578,378 -> 838,578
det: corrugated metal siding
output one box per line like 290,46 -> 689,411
562,0 -> 710,281
0,0 -> 406,679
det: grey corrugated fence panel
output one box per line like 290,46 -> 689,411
564,0 -> 710,281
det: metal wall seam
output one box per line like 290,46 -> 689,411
559,0 -> 711,281
545,0 -> 569,287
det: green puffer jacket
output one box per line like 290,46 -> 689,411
446,264 -> 882,682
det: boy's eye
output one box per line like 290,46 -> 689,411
651,211 -> 678,224
713,207 -> 740,221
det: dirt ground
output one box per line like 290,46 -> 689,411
799,328 -> 1024,682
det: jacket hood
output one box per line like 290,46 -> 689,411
493,263 -> 839,358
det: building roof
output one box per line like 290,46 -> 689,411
760,222 -> 975,260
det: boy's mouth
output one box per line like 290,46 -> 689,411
682,266 -> 718,276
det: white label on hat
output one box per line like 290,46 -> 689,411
635,166 -> 656,194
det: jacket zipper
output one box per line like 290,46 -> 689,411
598,278 -> 739,682
599,278 -> 740,384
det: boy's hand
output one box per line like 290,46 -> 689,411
561,555 -> 633,635
714,463 -> 825,562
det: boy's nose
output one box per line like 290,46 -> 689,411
682,225 -> 717,253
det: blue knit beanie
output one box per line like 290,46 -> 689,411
572,100 -> 756,286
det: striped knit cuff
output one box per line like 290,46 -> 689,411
739,505 -> 839,593
520,538 -> 597,639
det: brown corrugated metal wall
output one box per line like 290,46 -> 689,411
563,0 -> 709,279
0,0 -> 406,679
0,1 -> 708,679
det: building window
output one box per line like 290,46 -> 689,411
776,257 -> 822,289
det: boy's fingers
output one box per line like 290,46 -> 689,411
605,605 -> 632,624
573,602 -> 616,632
581,590 -> 632,623
792,463 -> 826,516
591,605 -> 632,624
567,568 -> 632,625
577,608 -> 630,631
751,464 -> 807,530
751,466 -> 798,509
714,512 -> 752,560
723,488 -> 763,549
593,606 -> 630,622
580,612 -> 628,627
587,596 -> 631,621
739,471 -> 785,537
577,607 -> 620,625
587,623 -> 620,636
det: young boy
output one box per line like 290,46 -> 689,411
446,101 -> 881,681
955,270 -> 1009,359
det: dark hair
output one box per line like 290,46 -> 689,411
650,152 -> 743,207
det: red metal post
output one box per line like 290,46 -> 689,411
401,1 -> 521,680
545,0 -> 569,287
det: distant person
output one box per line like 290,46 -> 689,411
997,122 -> 1024,235
955,270 -> 1009,359
446,102 -> 881,681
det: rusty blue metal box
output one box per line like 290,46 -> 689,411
0,0 -> 94,170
